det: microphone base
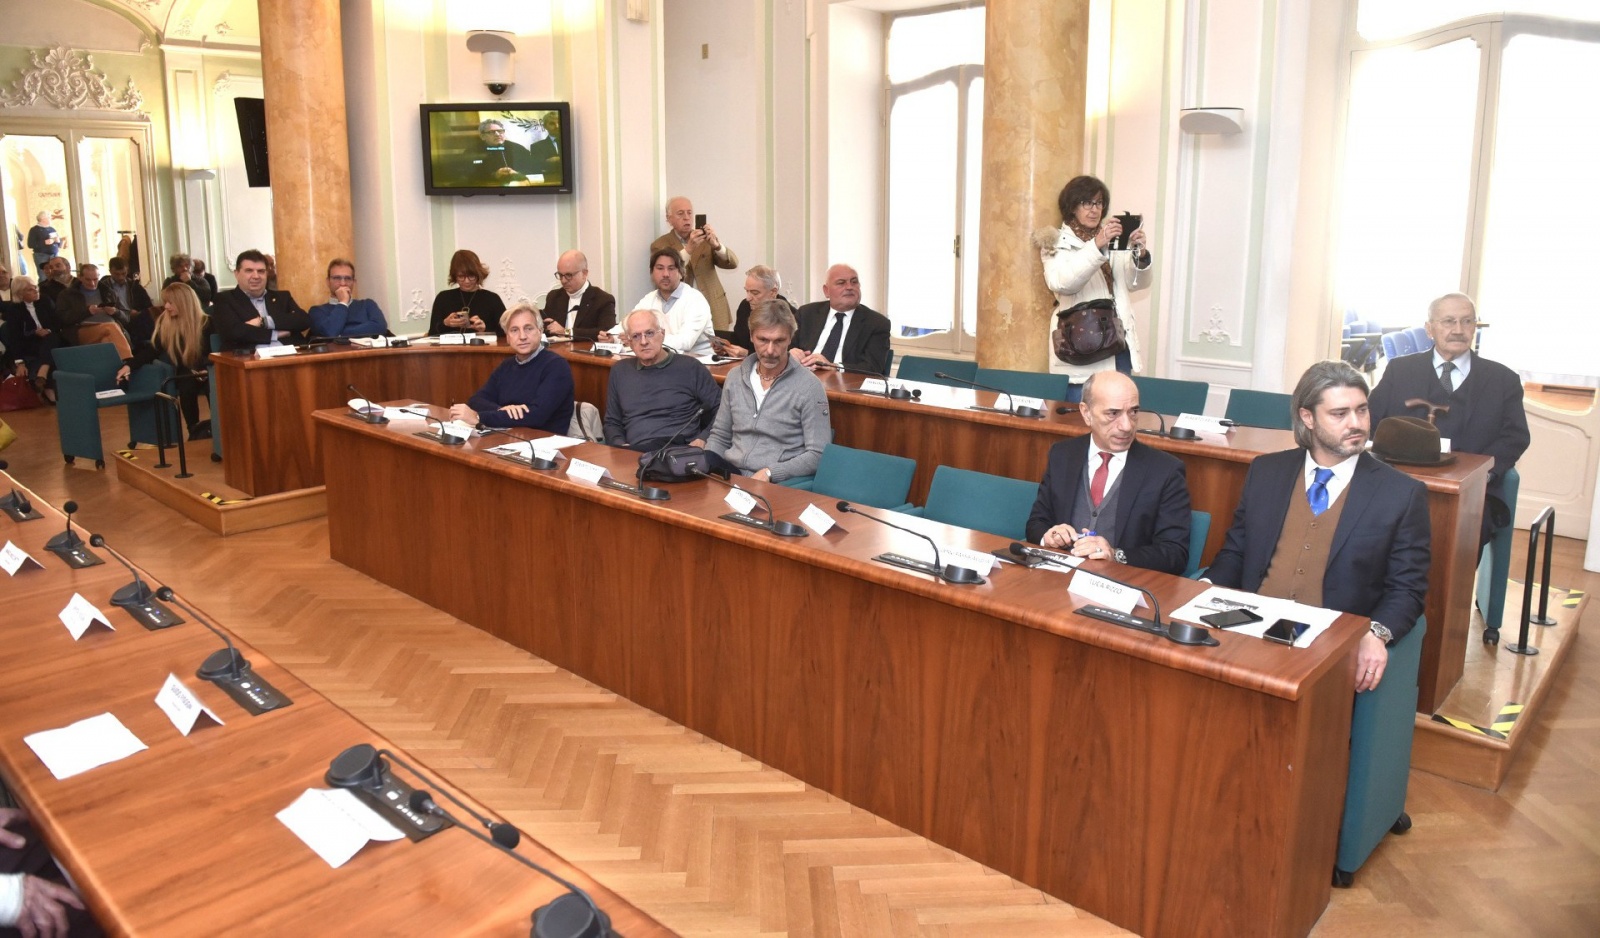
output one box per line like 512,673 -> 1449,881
572,347 -> 615,359
199,649 -> 294,715
1012,405 -> 1045,419
872,552 -> 985,585
325,745 -> 450,841
112,582 -> 184,630
966,404 -> 1013,415
497,452 -> 559,471
0,492 -> 42,522
414,430 -> 468,446
886,387 -> 916,401
599,478 -> 671,501
719,512 -> 809,537
533,892 -> 611,938
45,536 -> 104,569
1077,605 -> 1218,646
346,410 -> 389,425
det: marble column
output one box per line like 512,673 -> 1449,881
975,0 -> 1090,370
258,0 -> 353,307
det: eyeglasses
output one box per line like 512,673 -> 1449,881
328,275 -> 354,282
1078,200 -> 1106,211
1432,316 -> 1477,330
455,273 -> 480,281
627,329 -> 660,343
554,270 -> 583,281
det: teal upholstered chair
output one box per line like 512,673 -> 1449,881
901,465 -> 1038,541
1475,467 -> 1520,643
973,367 -> 1073,404
1224,389 -> 1294,430
896,355 -> 975,388
799,444 -> 917,510
1133,375 -> 1209,417
208,333 -> 224,462
1334,616 -> 1425,886
1184,510 -> 1211,579
53,343 -> 173,468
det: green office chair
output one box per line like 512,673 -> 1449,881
802,444 -> 917,510
896,356 -> 975,388
1474,467 -> 1520,644
973,368 -> 1073,404
208,333 -> 224,462
900,465 -> 1038,540
53,343 -> 173,469
1223,389 -> 1294,430
1184,510 -> 1211,579
1133,375 -> 1209,417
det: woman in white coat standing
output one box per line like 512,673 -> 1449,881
1039,175 -> 1152,385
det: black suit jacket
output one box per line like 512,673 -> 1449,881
1369,350 -> 1528,526
792,302 -> 891,375
1025,437 -> 1192,574
541,285 -> 617,342
1206,449 -> 1430,641
1,297 -> 62,363
210,287 -> 311,351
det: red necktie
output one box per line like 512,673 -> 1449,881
1090,452 -> 1113,507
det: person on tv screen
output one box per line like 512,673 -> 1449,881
528,111 -> 563,185
452,118 -> 537,186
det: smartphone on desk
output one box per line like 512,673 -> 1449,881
1200,608 -> 1262,629
1263,619 -> 1310,646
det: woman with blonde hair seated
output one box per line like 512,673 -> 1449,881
117,282 -> 213,440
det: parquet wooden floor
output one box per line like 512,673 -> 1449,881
3,403 -> 1596,935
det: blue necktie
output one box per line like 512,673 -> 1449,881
1309,467 -> 1333,516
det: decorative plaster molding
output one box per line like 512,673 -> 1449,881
175,18 -> 194,39
496,258 -> 531,309
1197,305 -> 1231,344
0,46 -> 147,119
212,70 -> 235,97
626,0 -> 650,23
405,288 -> 428,322
215,22 -> 233,37
116,0 -> 160,10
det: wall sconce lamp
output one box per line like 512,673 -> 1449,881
466,30 -> 517,97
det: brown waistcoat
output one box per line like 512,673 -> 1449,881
1257,484 -> 1350,607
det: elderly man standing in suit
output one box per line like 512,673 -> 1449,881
540,249 -> 616,342
649,196 -> 738,331
1207,360 -> 1430,692
790,264 -> 893,376
1025,370 -> 1191,573
210,249 -> 310,351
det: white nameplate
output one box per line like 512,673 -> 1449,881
799,503 -> 836,535
566,458 -> 611,485
595,342 -> 625,355
939,545 -> 996,576
1174,413 -> 1230,434
439,332 -> 465,345
346,397 -> 384,416
59,593 -> 115,640
154,673 -> 225,736
1013,395 -> 1046,411
859,378 -> 888,394
724,486 -> 759,517
441,420 -> 474,441
1,540 -> 44,576
1069,571 -> 1144,614
277,788 -> 406,870
255,343 -> 299,359
94,388 -> 127,400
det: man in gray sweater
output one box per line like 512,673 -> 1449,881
699,299 -> 831,482
604,308 -> 721,450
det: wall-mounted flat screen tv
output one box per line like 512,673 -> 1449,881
420,102 -> 572,196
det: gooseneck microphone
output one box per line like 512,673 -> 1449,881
43,500 -> 103,568
403,407 -> 466,446
154,587 -> 293,712
832,363 -> 920,402
932,373 -> 1044,419
407,791 -> 612,938
46,500 -> 84,550
0,460 -> 42,521
692,469 -> 808,537
626,407 -> 707,500
1060,564 -> 1216,647
1007,541 -> 1079,569
1135,411 -> 1197,441
88,534 -> 182,628
835,500 -> 983,585
375,747 -> 521,848
345,383 -> 389,424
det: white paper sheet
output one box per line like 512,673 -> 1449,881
277,787 -> 406,869
25,713 -> 148,780
1169,586 -> 1340,647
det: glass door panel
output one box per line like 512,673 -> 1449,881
76,136 -> 145,275
0,134 -> 73,278
886,82 -> 958,341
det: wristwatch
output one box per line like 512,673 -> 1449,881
1113,548 -> 1128,564
1369,621 -> 1393,644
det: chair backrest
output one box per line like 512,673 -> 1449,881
1343,308 -> 1360,325
1392,330 -> 1418,356
50,343 -> 123,392
1223,389 -> 1294,430
1407,326 -> 1433,353
1380,332 -> 1399,360
921,465 -> 1038,540
1132,375 -> 1209,416
883,348 -> 895,377
1185,510 -> 1211,579
974,367 -> 1073,403
809,444 -> 917,510
209,332 -> 224,458
570,401 -> 603,441
897,355 -> 975,388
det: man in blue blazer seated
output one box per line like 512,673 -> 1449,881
1025,370 -> 1192,574
449,305 -> 574,435
309,258 -> 389,338
1207,360 -> 1431,692
1367,292 -> 1528,545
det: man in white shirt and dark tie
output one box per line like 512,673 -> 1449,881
790,263 -> 892,375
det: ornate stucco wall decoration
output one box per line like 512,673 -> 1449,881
0,46 -> 148,119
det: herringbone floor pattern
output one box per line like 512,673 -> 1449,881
3,404 -> 1596,935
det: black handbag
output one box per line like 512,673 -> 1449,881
1052,297 -> 1127,366
639,445 -> 731,483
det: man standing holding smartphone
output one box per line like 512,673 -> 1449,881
651,196 -> 739,332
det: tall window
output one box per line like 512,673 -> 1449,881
1336,4 -> 1600,383
884,4 -> 985,356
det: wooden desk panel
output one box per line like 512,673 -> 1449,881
0,474 -> 669,937
318,410 -> 1364,937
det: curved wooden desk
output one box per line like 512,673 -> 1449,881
317,407 -> 1368,938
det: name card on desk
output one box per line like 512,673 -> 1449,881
277,787 -> 406,870
1013,395 -> 1046,411
155,673 -> 226,736
439,332 -> 465,345
939,545 -> 996,576
1069,571 -> 1146,615
441,420 -> 474,442
254,344 -> 299,359
800,504 -> 836,535
859,378 -> 888,394
59,593 -> 115,639
1,540 -> 44,575
724,486 -> 759,517
566,458 -> 611,485
1174,413 -> 1230,435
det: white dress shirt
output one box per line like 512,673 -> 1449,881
634,283 -> 713,357
1432,349 -> 1472,391
1303,451 -> 1360,506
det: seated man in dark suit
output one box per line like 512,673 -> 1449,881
540,250 -> 616,341
1025,370 -> 1191,573
210,249 -> 310,351
2,276 -> 63,401
791,263 -> 891,375
1368,293 -> 1528,544
1208,360 -> 1430,692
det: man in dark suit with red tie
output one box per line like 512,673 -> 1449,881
1025,370 -> 1192,574
210,249 -> 310,351
540,250 -> 616,342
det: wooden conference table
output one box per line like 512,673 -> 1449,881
316,405 -> 1370,938
0,472 -> 667,935
216,341 -> 1487,711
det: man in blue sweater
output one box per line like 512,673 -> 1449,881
450,305 -> 574,434
309,258 -> 389,338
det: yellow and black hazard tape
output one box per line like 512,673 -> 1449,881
200,492 -> 251,505
1431,702 -> 1522,741
117,449 -> 138,460
1562,589 -> 1584,609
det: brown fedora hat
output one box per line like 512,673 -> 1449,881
1371,416 -> 1456,466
